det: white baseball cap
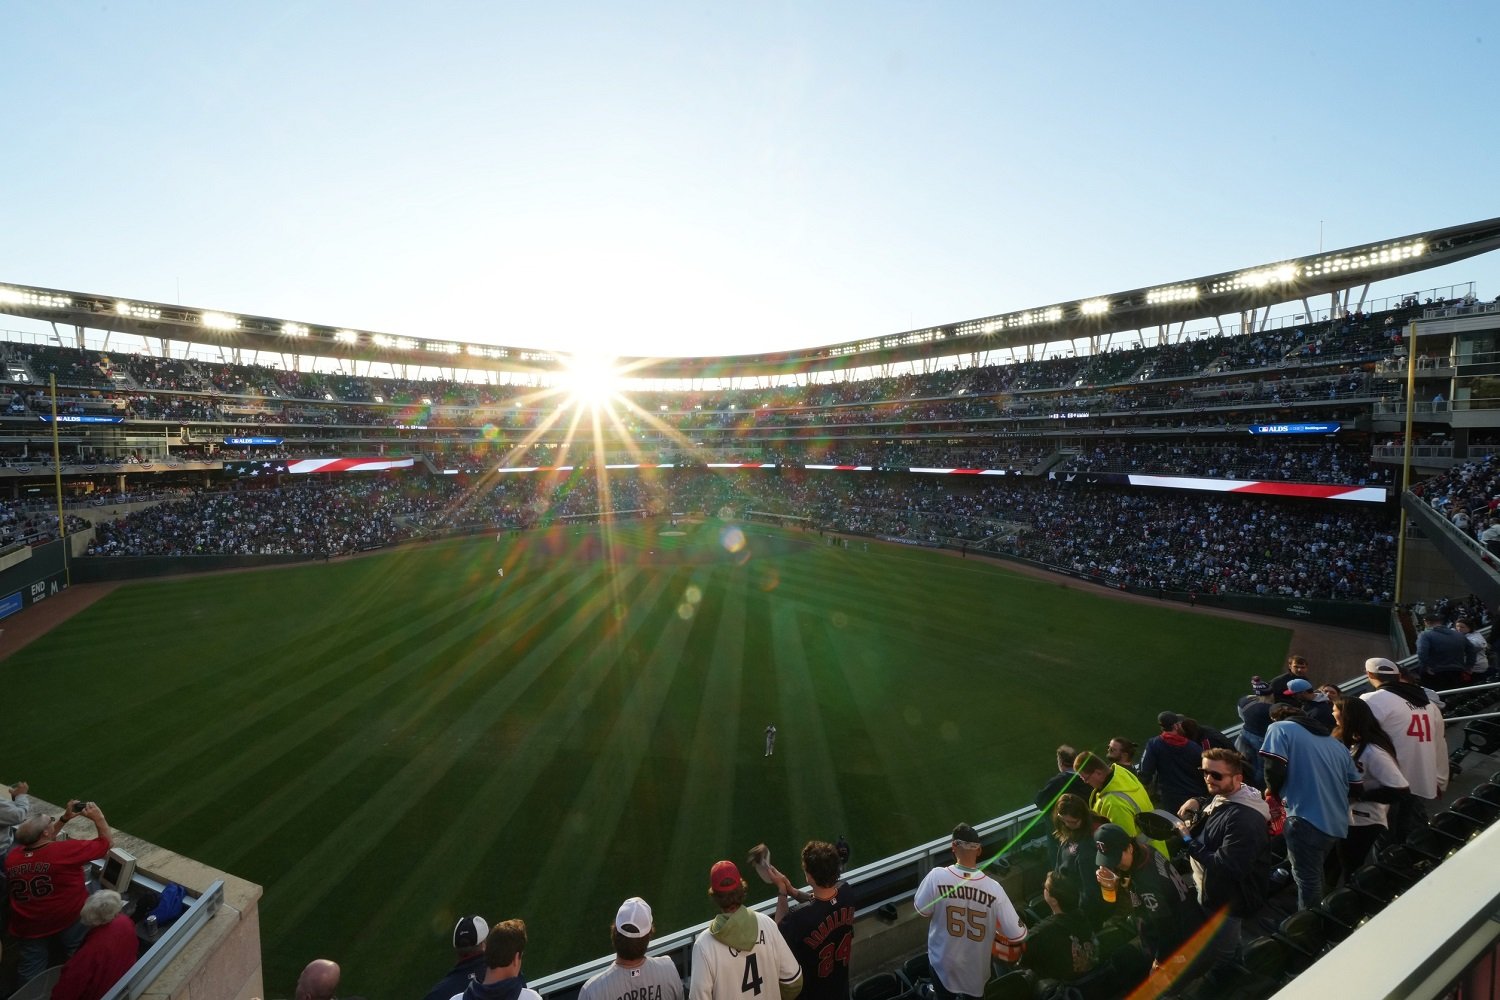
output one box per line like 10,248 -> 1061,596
615,897 -> 653,939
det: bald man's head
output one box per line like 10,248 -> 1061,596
295,959 -> 341,1000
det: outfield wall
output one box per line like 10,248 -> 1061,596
72,552 -> 319,582
0,538 -> 69,624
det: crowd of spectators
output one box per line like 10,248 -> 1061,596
1060,440 -> 1389,485
0,500 -> 90,546
80,471 -> 1398,602
86,481 -> 458,557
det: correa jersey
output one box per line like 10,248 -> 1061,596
690,910 -> 802,1000
580,956 -> 685,1000
1361,688 -> 1448,799
778,886 -> 856,1000
914,865 -> 1025,998
5,835 -> 112,938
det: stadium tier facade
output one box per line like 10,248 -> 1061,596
6,218 -> 1500,999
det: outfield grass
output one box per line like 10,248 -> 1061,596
7,520 -> 1290,997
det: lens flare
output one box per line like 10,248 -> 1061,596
721,526 -> 746,553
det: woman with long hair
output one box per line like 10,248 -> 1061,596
1051,792 -> 1110,926
1332,696 -> 1410,878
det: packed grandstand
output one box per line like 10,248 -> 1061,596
6,221 -> 1500,1000
0,282 -> 1488,607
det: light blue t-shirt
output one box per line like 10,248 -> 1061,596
1261,720 -> 1362,837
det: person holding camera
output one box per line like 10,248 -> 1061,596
5,800 -> 112,984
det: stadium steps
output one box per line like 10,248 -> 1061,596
1400,492 -> 1500,610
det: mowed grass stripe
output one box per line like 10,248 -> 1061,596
323,563 -> 680,983
516,568 -> 704,923
256,561 -> 649,936
121,584 -> 507,829
658,565 -> 749,910
767,600 -> 848,841
129,557 -> 602,846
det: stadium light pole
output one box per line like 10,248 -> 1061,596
1394,319 -> 1418,605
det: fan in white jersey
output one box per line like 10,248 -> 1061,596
690,861 -> 803,1000
1361,660 -> 1447,791
580,897 -> 684,1000
914,823 -> 1027,1000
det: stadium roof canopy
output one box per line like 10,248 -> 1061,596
3,216 -> 1498,380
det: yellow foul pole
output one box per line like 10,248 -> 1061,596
50,374 -> 70,585
1393,320 -> 1418,604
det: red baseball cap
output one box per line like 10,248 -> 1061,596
709,860 -> 744,892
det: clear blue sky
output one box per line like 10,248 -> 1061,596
2,2 -> 1497,359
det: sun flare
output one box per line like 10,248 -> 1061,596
560,353 -> 623,411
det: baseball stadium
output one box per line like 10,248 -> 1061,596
5,213 -> 1500,1000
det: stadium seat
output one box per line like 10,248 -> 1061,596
1430,810 -> 1485,843
984,969 -> 1037,1000
1370,843 -> 1430,887
1347,865 -> 1405,910
1471,782 -> 1500,807
1311,886 -> 1370,940
1404,824 -> 1465,864
1277,908 -> 1328,955
1092,920 -> 1137,960
902,953 -> 932,991
853,972 -> 910,1000
1462,718 -> 1500,754
1449,795 -> 1500,827
10,967 -> 64,1000
1240,936 -> 1291,984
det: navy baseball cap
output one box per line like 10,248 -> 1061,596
1095,823 -> 1133,870
453,915 -> 488,950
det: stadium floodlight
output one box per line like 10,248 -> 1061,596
281,322 -> 310,337
114,300 -> 162,321
425,342 -> 460,354
1146,284 -> 1200,305
1005,306 -> 1064,329
1080,298 -> 1110,316
1302,239 -> 1426,279
1209,263 -> 1298,295
201,311 -> 240,331
0,286 -> 71,309
334,329 -> 359,344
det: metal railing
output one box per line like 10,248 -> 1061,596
530,806 -> 1049,998
98,878 -> 226,1000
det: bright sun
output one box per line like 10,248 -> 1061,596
560,353 -> 623,410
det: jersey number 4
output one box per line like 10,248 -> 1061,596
741,953 -> 764,996
1408,714 -> 1434,742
